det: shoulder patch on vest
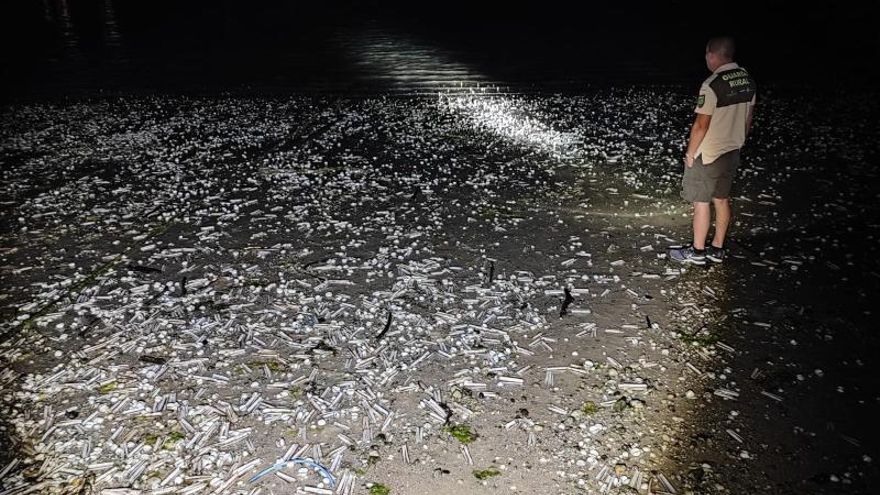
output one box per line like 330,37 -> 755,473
710,68 -> 756,107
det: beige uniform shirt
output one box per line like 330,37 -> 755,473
695,62 -> 757,164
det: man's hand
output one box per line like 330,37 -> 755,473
684,154 -> 695,168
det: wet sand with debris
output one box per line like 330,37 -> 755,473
1,89 -> 878,494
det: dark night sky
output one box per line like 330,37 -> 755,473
2,0 -> 878,96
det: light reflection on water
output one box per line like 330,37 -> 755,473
101,0 -> 123,62
28,4 -> 587,94
338,26 -> 496,93
47,0 -> 83,61
341,26 -> 579,157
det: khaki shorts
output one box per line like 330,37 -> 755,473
681,149 -> 740,203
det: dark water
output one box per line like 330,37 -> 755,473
3,0 -> 877,98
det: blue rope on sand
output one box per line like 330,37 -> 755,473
248,457 -> 336,488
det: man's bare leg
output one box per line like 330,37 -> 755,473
711,197 -> 730,248
693,202 -> 711,250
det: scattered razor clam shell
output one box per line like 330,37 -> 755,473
2,86 -> 871,495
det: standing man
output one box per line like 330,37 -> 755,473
670,36 -> 756,265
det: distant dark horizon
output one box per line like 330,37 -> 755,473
2,0 -> 878,98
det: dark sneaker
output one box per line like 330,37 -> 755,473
706,245 -> 725,263
669,245 -> 707,265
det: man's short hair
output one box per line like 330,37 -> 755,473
706,37 -> 736,59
